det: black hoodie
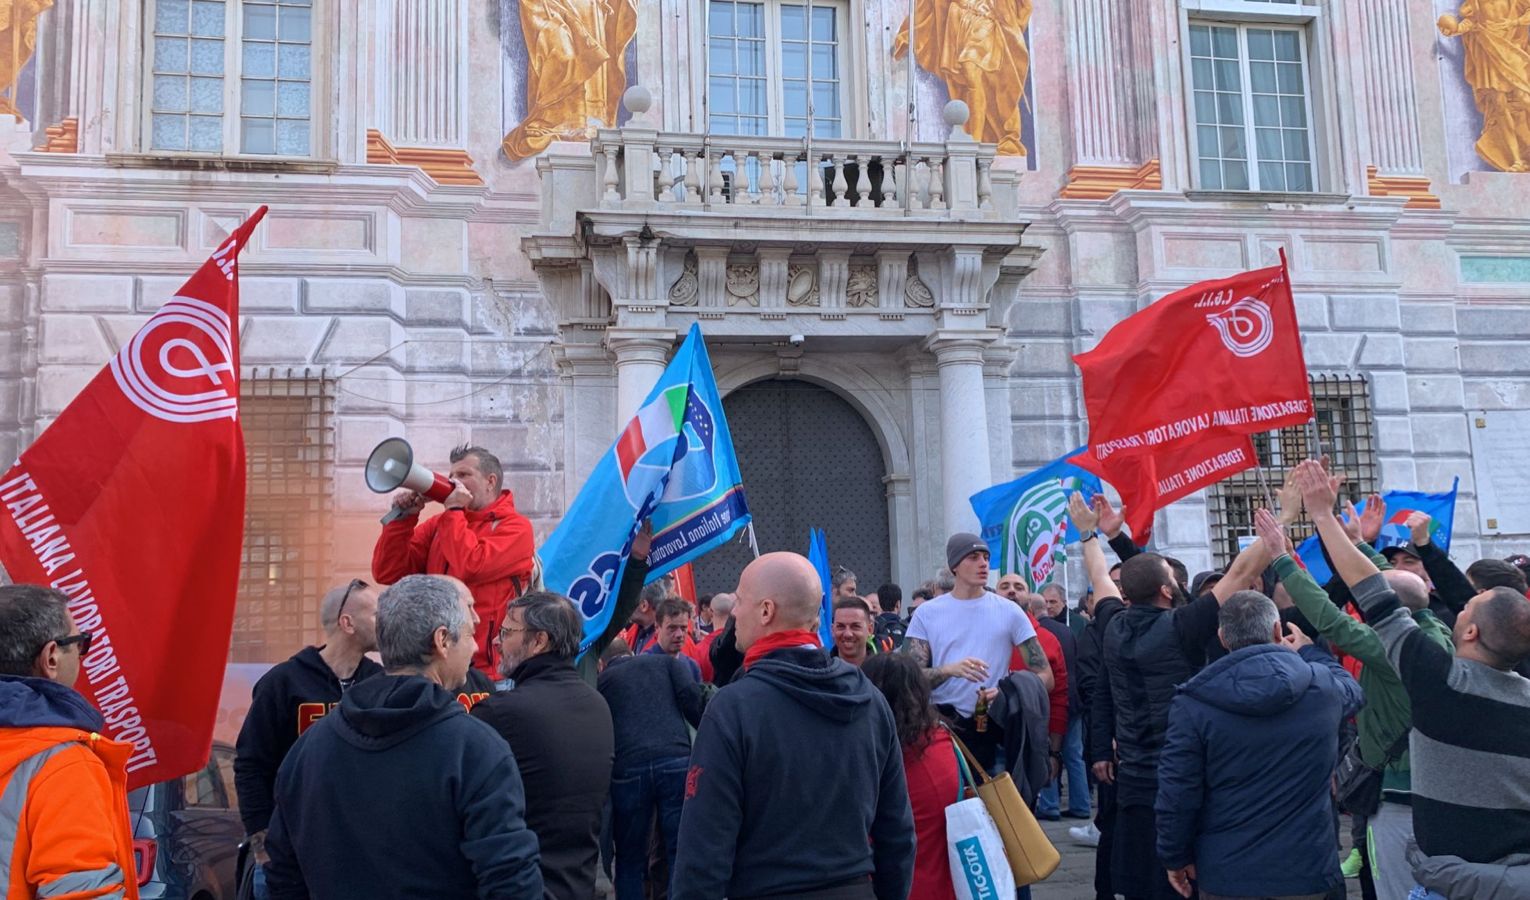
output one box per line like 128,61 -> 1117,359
672,646 -> 915,900
264,673 -> 543,900
233,645 -> 384,834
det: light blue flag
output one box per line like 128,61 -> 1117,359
1294,479 -> 1459,585
807,528 -> 833,648
970,448 -> 1104,592
542,323 -> 751,654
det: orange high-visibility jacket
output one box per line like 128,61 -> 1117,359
2,678 -> 139,900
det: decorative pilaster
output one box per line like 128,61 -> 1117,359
1059,0 -> 1161,198
758,248 -> 791,309
1357,0 -> 1424,176
365,0 -> 482,183
387,0 -> 466,148
818,250 -> 850,312
925,333 -> 996,536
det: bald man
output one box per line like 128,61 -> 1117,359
673,553 -> 915,900
235,579 -> 385,893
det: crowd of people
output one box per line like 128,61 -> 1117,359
2,445 -> 1528,900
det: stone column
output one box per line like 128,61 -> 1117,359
1356,0 -> 1424,174
926,333 -> 994,536
608,330 -> 675,425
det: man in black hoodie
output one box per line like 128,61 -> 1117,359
264,574 -> 542,899
234,577 -> 384,892
673,552 -> 915,900
472,591 -> 614,900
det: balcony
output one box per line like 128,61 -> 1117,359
523,95 -> 1040,343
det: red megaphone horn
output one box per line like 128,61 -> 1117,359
365,438 -> 456,524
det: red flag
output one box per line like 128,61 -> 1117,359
0,207 -> 266,789
1070,253 -> 1310,541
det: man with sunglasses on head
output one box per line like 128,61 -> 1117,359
0,583 -> 139,899
234,578 -> 384,899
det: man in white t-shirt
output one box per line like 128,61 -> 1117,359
905,532 -> 1055,770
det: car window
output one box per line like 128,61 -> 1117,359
212,746 -> 239,814
183,760 -> 223,809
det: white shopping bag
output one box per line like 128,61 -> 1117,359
945,795 -> 1017,900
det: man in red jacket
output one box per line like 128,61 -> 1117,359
372,444 -> 534,676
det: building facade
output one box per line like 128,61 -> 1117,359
1,0 -> 1527,660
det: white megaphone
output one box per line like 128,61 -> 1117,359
365,438 -> 456,524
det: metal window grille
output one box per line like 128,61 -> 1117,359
1206,374 -> 1377,566
234,368 -> 335,662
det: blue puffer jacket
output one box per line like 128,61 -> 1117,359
1155,642 -> 1363,898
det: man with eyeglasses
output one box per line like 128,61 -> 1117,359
0,583 -> 139,899
234,578 -> 384,898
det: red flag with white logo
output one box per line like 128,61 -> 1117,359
0,207 -> 265,789
1070,252 -> 1310,541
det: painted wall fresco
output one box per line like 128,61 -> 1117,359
499,0 -> 637,161
0,0 -> 50,122
893,0 -> 1035,162
1435,0 -> 1530,180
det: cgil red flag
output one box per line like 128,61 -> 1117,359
0,207 -> 266,789
1070,253 -> 1311,541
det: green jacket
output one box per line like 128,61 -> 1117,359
1274,544 -> 1453,792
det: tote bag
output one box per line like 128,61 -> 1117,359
946,734 -> 1017,900
949,731 -> 1061,886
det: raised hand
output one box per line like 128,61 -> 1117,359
1093,493 -> 1125,539
1359,494 -> 1386,544
630,519 -> 655,561
1406,511 -> 1433,546
1253,508 -> 1287,554
1069,491 -> 1099,535
1295,460 -> 1337,514
1340,501 -> 1363,542
391,490 -> 426,516
1279,621 -> 1313,652
1277,466 -> 1304,526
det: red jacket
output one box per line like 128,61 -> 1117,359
372,490 -> 535,675
902,727 -> 960,900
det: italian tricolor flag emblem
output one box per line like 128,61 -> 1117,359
616,385 -> 687,480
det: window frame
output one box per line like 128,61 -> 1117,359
141,0 -> 325,160
1179,0 -> 1327,195
702,0 -> 853,140
1206,374 -> 1379,567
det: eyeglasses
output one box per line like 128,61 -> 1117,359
336,579 -> 367,620
498,623 -> 530,640
54,630 -> 93,656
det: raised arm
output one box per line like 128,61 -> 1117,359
1072,492 -> 1121,601
1407,511 -> 1475,613
1296,460 -> 1380,588
1211,530 -> 1275,604
1094,493 -> 1141,563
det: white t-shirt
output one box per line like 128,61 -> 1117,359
906,591 -> 1037,717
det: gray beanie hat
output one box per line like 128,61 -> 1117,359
946,533 -> 988,572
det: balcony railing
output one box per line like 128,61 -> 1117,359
591,129 -> 1000,216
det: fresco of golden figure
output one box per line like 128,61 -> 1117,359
892,0 -> 1033,156
502,0 -> 638,161
0,0 -> 52,120
1438,0 -> 1530,172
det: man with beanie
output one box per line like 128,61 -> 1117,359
235,578 -> 384,895
904,533 -> 1054,771
673,552 -> 915,900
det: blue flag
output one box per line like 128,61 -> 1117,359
970,448 -> 1104,592
808,528 -> 833,648
542,324 -> 751,653
1294,479 -> 1459,585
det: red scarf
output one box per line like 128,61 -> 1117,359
742,629 -> 823,671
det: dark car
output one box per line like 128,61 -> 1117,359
129,741 -> 244,899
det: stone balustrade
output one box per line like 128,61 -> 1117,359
593,129 -> 998,216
